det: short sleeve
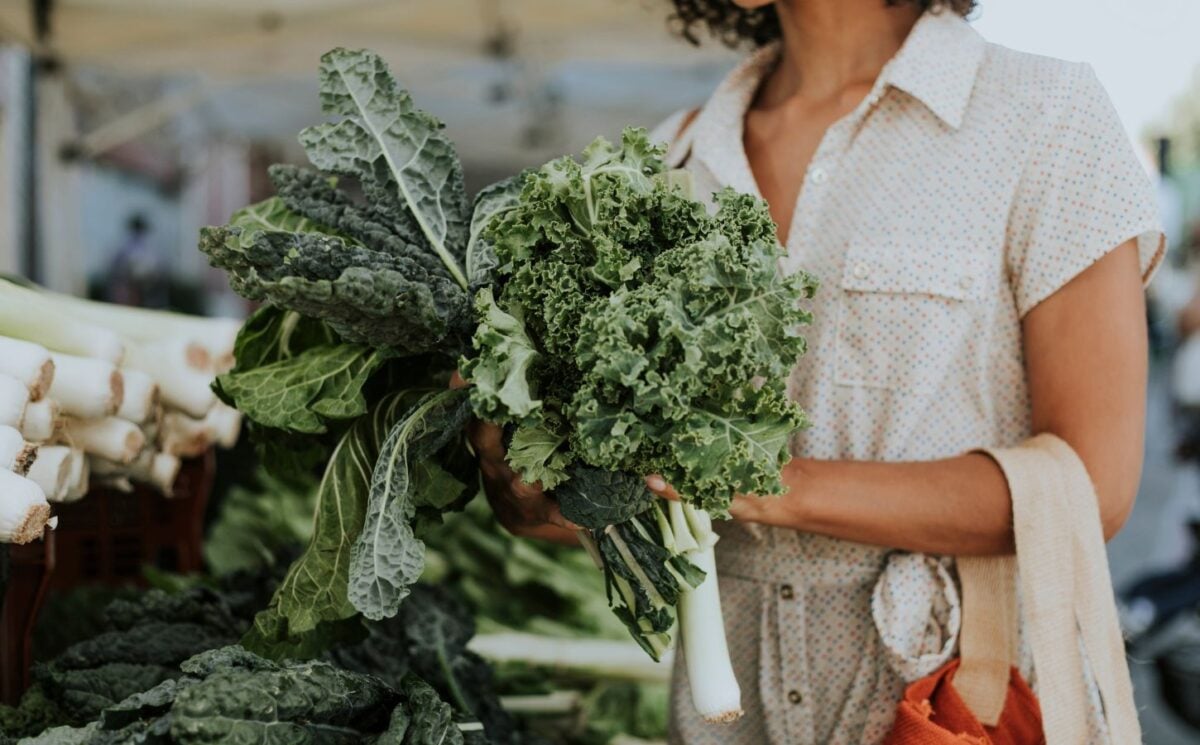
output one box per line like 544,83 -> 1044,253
1006,63 -> 1164,318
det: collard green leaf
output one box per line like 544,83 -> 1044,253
348,388 -> 471,620
300,47 -> 469,289
554,467 -> 655,531
242,393 -> 413,658
218,305 -> 336,376
216,343 -> 388,434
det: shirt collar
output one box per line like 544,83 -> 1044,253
689,11 -> 985,194
881,9 -> 986,130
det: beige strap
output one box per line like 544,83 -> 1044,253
957,434 -> 1140,744
955,554 -> 1017,726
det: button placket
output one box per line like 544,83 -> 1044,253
775,576 -> 810,743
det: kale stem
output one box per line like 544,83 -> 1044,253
436,644 -> 473,715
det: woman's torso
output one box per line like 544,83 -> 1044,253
656,10 -> 1161,744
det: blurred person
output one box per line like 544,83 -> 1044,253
105,212 -> 169,308
472,1 -> 1163,742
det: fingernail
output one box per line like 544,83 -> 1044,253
646,475 -> 667,492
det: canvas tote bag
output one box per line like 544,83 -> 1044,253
885,434 -> 1141,744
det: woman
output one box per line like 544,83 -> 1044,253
472,0 -> 1164,742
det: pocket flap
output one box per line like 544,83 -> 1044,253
841,243 -> 985,301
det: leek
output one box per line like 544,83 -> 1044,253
49,353 -> 124,419
20,398 -> 60,442
26,444 -> 72,499
0,337 -> 53,401
0,468 -> 51,544
63,416 -> 145,464
0,374 -> 29,429
0,424 -> 36,475
0,282 -> 125,364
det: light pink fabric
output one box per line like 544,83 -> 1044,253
653,9 -> 1163,745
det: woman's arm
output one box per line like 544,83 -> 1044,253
687,240 -> 1148,556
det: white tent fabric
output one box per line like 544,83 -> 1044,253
0,0 -> 724,79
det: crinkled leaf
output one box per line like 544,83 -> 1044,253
462,288 -> 539,421
554,467 -> 655,531
300,47 -> 469,289
215,344 -> 388,434
466,174 -> 523,287
199,226 -> 468,353
242,394 -> 414,658
393,677 -> 463,745
219,305 -> 337,379
170,647 -> 397,744
505,423 -> 569,489
348,388 -> 471,619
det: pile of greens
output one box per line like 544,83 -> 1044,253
2,571 -> 524,744
199,46 -> 816,724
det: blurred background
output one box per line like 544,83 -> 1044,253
0,0 -> 1199,741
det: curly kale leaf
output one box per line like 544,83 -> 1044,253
470,129 -> 816,513
462,288 -> 539,422
466,174 -> 523,287
505,422 -> 570,489
554,467 -> 656,531
348,388 -> 472,620
300,47 -> 470,289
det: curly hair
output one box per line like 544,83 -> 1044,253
668,0 -> 978,48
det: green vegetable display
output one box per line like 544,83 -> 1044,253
198,45 -> 816,726
2,569 -> 527,744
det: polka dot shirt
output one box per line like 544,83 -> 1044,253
651,10 -> 1163,745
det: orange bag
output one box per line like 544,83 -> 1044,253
884,659 -> 1043,745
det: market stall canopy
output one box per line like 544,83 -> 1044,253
0,0 -> 727,78
0,0 -> 735,170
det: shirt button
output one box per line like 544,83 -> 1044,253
852,262 -> 870,279
779,584 -> 794,600
809,167 -> 828,184
788,690 -> 803,705
959,274 -> 974,290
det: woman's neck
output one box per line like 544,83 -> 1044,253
758,0 -> 923,108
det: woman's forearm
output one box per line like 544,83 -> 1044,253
730,453 -> 1015,555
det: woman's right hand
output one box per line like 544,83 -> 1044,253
467,418 -> 580,543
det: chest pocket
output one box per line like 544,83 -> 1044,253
835,242 -> 986,394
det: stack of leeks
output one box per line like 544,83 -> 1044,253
0,279 -> 243,544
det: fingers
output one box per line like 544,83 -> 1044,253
468,419 -> 506,459
645,474 -> 680,501
544,501 -> 580,531
449,370 -> 468,390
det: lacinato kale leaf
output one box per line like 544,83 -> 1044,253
554,467 -> 656,531
242,393 -> 414,658
299,47 -> 470,289
348,388 -> 472,620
